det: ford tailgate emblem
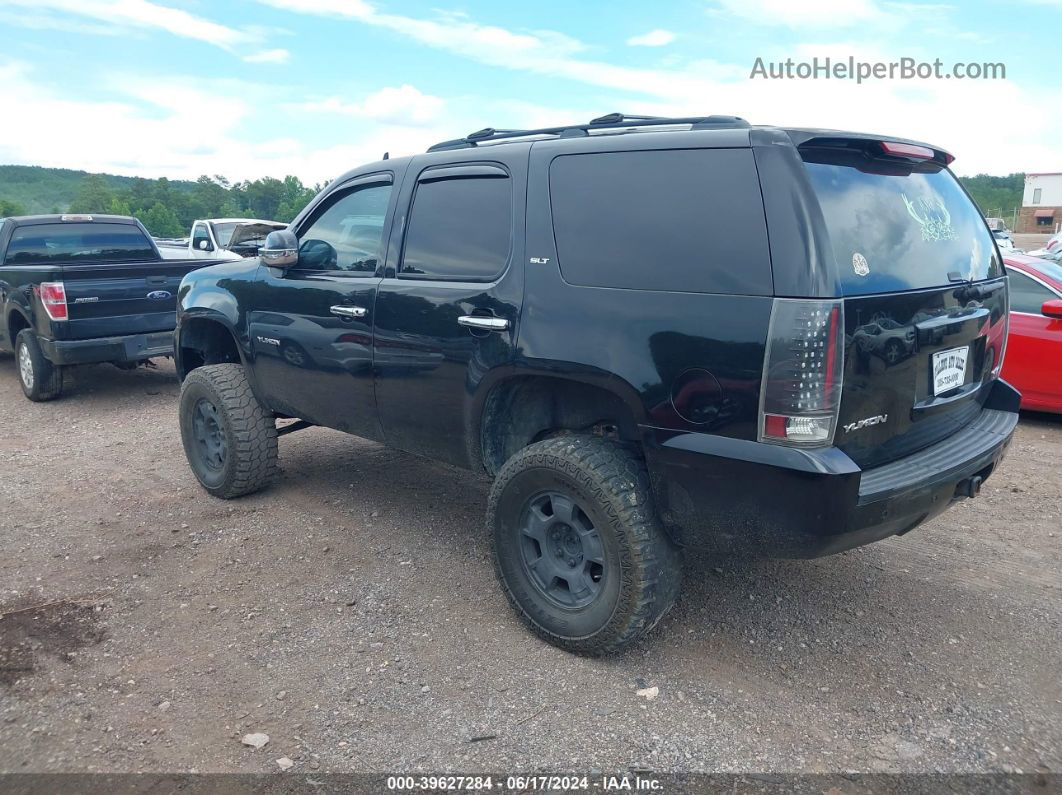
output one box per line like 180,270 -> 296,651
146,290 -> 172,300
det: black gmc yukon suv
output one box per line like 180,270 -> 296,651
174,115 -> 1019,654
0,214 -> 223,401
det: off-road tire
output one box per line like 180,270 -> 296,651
488,435 -> 682,655
15,329 -> 63,401
179,364 -> 278,499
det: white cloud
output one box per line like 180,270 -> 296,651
627,29 -> 676,47
0,0 -> 253,49
3,4 -> 1059,182
258,0 -> 588,63
243,48 -> 291,64
250,3 -> 1062,175
0,8 -> 125,36
293,85 -> 444,125
256,1 -> 728,98
708,0 -> 891,28
0,60 -> 462,184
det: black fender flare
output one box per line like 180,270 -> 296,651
4,303 -> 33,349
175,307 -> 248,377
465,362 -> 648,474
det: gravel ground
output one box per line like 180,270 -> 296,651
1013,233 -> 1054,251
0,358 -> 1059,776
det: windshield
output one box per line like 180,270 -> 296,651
211,223 -> 238,247
5,223 -> 155,265
802,151 -> 1002,296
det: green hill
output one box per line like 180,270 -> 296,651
958,173 -> 1025,221
0,164 -> 198,215
0,164 -> 320,236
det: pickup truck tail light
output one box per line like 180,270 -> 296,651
758,298 -> 844,447
38,281 -> 68,321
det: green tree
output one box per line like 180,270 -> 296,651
70,175 -> 115,213
107,197 -> 133,216
193,175 -> 230,219
241,177 -> 285,220
958,173 -> 1025,220
275,200 -> 300,223
274,175 -> 317,222
128,177 -> 155,214
219,194 -> 245,218
142,201 -> 183,238
0,199 -> 25,216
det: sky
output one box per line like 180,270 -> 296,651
1,0 -> 1059,184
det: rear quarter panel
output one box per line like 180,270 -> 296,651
520,134 -> 772,440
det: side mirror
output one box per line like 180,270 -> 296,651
197,239 -> 213,251
1042,299 -> 1062,319
260,230 -> 298,269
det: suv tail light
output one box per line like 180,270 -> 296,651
758,298 -> 844,447
37,281 -> 68,321
991,283 -> 1009,378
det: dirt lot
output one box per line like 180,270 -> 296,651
0,358 -> 1059,776
1013,232 -> 1054,251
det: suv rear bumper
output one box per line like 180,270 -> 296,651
643,382 -> 1020,558
40,331 -> 174,366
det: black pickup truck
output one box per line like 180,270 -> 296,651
0,214 -> 223,401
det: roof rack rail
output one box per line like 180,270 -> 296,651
426,113 -> 750,152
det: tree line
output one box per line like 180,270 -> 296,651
955,173 -> 1025,220
0,166 -> 1029,238
1,172 -> 323,238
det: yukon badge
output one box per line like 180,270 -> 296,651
843,414 -> 888,433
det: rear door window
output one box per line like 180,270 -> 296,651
548,148 -> 772,295
399,172 -> 512,281
802,152 -> 1002,296
5,223 -> 156,265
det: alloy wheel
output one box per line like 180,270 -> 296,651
192,398 -> 226,470
518,491 -> 606,609
18,343 -> 34,390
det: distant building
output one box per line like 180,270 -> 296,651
1017,173 -> 1062,233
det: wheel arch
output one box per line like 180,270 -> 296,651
175,310 -> 246,380
471,367 -> 647,477
6,306 -> 32,350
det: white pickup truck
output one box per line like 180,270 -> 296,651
157,218 -> 286,261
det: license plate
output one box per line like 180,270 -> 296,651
932,346 -> 969,395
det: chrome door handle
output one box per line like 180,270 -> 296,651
458,315 -> 509,332
330,305 -> 367,318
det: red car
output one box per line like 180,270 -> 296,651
1002,253 -> 1062,413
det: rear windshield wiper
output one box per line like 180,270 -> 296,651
948,272 -> 1005,302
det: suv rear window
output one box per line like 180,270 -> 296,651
802,152 -> 1002,295
5,223 -> 155,265
548,149 -> 772,295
